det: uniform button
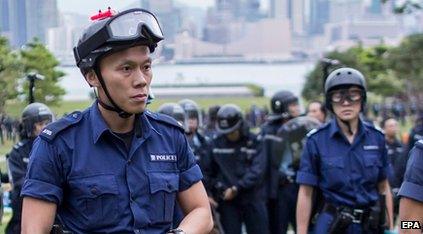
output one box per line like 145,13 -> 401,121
90,187 -> 98,195
127,159 -> 131,164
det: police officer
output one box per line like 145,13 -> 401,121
260,90 -> 301,234
179,99 -> 209,164
203,104 -> 268,234
5,103 -> 54,234
204,105 -> 220,139
296,67 -> 393,234
381,117 -> 406,220
398,140 -> 423,233
21,8 -> 212,234
157,103 -> 187,130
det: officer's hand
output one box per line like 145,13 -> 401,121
223,186 -> 238,201
208,197 -> 218,208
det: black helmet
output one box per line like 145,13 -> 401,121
216,104 -> 244,134
157,103 -> 187,129
178,99 -> 201,120
74,8 -> 164,75
21,103 -> 54,139
73,8 -> 164,119
269,90 -> 299,121
324,67 -> 367,111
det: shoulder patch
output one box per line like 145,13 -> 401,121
39,111 -> 83,142
144,110 -> 185,132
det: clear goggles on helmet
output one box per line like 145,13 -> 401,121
75,8 -> 164,63
329,88 -> 363,104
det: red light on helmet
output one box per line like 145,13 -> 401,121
90,7 -> 116,21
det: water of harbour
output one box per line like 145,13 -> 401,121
60,62 -> 315,101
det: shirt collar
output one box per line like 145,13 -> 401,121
90,102 -> 155,143
329,117 -> 368,139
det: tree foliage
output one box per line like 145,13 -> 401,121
301,44 -> 403,102
0,37 -> 22,113
19,39 -> 66,105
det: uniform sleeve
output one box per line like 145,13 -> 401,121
398,146 -> 423,202
21,137 -> 64,204
378,135 -> 389,182
176,131 -> 203,191
237,137 -> 266,190
296,137 -> 319,186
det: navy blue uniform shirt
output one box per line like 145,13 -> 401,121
21,103 -> 203,233
398,140 -> 423,202
296,118 -> 389,207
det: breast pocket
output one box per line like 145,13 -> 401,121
69,174 -> 119,229
321,156 -> 346,190
148,171 -> 179,224
363,152 -> 382,183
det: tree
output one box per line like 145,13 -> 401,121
301,44 -> 404,102
386,34 -> 423,105
0,37 -> 22,112
19,39 -> 66,105
382,0 -> 422,14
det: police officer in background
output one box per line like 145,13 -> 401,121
203,104 -> 268,234
260,90 -> 301,234
5,103 -> 54,234
179,99 -> 209,164
407,112 -> 423,154
398,140 -> 423,234
381,117 -> 406,221
296,67 -> 393,234
21,8 -> 212,234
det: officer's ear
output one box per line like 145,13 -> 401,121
85,70 -> 101,88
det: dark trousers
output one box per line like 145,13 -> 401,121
218,200 -> 269,234
314,212 -> 368,234
6,192 -> 22,234
268,182 -> 299,234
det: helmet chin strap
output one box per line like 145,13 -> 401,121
93,67 -> 133,119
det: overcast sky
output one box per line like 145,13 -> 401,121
58,0 -> 215,15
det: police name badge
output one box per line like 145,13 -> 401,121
150,154 -> 177,162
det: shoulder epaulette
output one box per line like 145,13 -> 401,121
363,121 -> 384,134
306,128 -> 318,137
306,122 -> 330,137
144,110 -> 185,132
416,140 -> 423,149
39,111 -> 83,142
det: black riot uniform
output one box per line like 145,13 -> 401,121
261,90 -> 306,234
6,103 -> 53,234
385,137 -> 405,219
407,113 -> 423,154
203,104 -> 268,234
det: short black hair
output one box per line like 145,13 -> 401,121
380,116 -> 396,129
307,100 -> 327,118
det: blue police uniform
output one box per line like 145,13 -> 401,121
398,140 -> 423,203
296,118 -> 389,234
21,103 -> 203,233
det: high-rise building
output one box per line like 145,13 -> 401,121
8,0 -> 27,48
270,0 -> 290,19
3,0 -> 58,48
291,0 -> 307,36
309,0 -> 330,35
26,0 -> 59,44
0,0 -> 9,32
